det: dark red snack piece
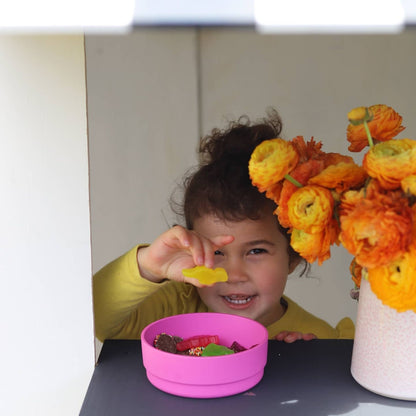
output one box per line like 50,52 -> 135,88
230,341 -> 247,353
176,335 -> 219,352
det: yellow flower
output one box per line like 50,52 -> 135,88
368,247 -> 416,313
401,174 -> 416,196
249,138 -> 299,192
290,219 -> 339,265
363,138 -> 416,190
347,104 -> 405,152
287,185 -> 334,234
347,106 -> 373,125
275,159 -> 325,229
308,162 -> 367,193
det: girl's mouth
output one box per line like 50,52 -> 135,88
222,295 -> 256,308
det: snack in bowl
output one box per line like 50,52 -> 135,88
153,333 -> 250,356
141,312 -> 268,398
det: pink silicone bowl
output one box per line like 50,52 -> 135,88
141,312 -> 268,398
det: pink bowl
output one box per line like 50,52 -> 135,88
141,312 -> 268,398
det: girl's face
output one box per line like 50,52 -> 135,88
194,213 -> 297,327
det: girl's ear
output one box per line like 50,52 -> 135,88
288,256 -> 302,274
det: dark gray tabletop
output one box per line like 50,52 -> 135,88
80,340 -> 416,415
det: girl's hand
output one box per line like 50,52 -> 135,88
137,225 -> 234,287
275,331 -> 317,343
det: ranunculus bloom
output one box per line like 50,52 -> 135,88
249,138 -> 299,192
308,162 -> 367,193
346,104 -> 405,152
290,136 -> 324,162
338,189 -> 364,217
321,152 -> 354,168
410,204 -> 416,250
339,184 -> 413,269
287,185 -> 334,234
401,175 -> 416,196
290,219 -> 339,265
363,138 -> 416,190
264,181 -> 283,204
276,159 -> 325,229
348,106 -> 372,125
368,247 -> 416,312
349,258 -> 363,288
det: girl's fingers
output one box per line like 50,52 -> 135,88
203,235 -> 234,268
172,228 -> 234,268
275,331 -> 317,343
302,333 -> 317,341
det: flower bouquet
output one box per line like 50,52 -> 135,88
248,104 -> 416,399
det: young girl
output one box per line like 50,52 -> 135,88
93,110 -> 354,343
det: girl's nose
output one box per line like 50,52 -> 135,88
224,259 -> 248,283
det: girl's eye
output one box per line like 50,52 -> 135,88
249,248 -> 267,255
214,250 -> 224,256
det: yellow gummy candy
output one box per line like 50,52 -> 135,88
182,266 -> 228,285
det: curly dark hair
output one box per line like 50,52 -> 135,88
171,108 -> 306,272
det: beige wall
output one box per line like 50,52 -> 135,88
86,30 -> 199,273
86,29 -> 416,329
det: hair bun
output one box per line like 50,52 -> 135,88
199,109 -> 283,166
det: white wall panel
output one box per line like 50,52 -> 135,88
0,35 -> 93,416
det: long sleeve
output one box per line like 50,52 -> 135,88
93,245 -> 208,341
93,245 -> 165,341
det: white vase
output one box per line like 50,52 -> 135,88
351,278 -> 416,400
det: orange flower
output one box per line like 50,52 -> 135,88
401,175 -> 416,196
339,186 -> 413,269
308,162 -> 367,193
349,258 -> 363,288
368,247 -> 416,313
347,104 -> 405,152
290,219 -> 339,265
276,159 -> 325,229
363,138 -> 416,190
249,138 -> 299,192
287,185 -> 334,234
338,189 -> 364,217
264,181 -> 283,204
410,204 -> 416,250
290,136 -> 324,162
321,152 -> 354,168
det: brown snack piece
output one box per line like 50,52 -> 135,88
154,333 -> 180,354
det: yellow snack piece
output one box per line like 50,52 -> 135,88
182,266 -> 228,285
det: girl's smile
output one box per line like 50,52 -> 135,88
222,294 -> 257,308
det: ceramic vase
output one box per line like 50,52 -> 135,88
351,278 -> 416,400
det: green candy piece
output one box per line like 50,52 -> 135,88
201,343 -> 235,357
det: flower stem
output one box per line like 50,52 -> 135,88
284,174 -> 303,188
363,120 -> 374,147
